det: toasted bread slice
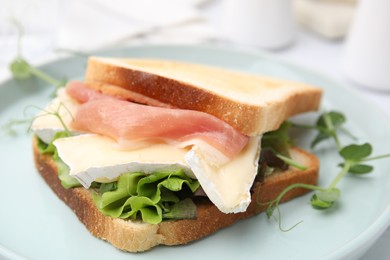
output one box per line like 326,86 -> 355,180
84,57 -> 322,136
33,137 -> 319,252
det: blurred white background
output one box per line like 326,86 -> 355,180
1,0 -> 388,113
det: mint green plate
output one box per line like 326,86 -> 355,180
1,45 -> 390,260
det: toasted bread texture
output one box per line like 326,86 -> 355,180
84,57 -> 323,136
33,137 -> 319,252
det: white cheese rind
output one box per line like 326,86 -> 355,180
53,134 -> 194,187
31,88 -> 79,143
185,137 -> 261,213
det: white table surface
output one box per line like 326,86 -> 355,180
1,0 -> 389,259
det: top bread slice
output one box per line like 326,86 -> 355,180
33,137 -> 319,252
84,57 -> 322,136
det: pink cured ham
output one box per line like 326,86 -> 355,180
66,81 -> 117,102
66,81 -> 249,161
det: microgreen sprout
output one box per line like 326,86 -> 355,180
9,58 -> 66,90
26,102 -> 73,135
262,111 -> 390,229
1,118 -> 31,137
263,182 -> 326,230
274,153 -> 307,171
292,111 -> 356,149
2,22 -> 69,137
261,121 -> 307,171
8,19 -> 67,89
1,103 -> 39,137
271,205 -> 303,232
2,102 -> 73,138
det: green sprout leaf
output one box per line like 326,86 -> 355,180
317,111 -> 346,128
9,58 -> 32,80
261,122 -> 308,171
339,163 -> 373,174
349,164 -> 374,174
311,132 -> 330,149
311,194 -> 334,210
339,143 -> 372,161
311,111 -> 346,149
262,121 -> 293,156
315,188 -> 340,203
9,57 -> 65,87
338,143 -> 374,174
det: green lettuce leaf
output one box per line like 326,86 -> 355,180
94,170 -> 200,224
96,172 -> 145,209
261,121 -> 292,156
36,133 -> 199,223
53,151 -> 81,189
121,196 -> 163,224
37,132 -> 81,188
162,198 -> 197,220
98,182 -> 117,194
137,171 -> 200,204
37,131 -> 71,154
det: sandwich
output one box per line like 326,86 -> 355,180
31,57 -> 322,252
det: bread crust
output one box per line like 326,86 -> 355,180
33,137 -> 319,252
84,58 -> 322,136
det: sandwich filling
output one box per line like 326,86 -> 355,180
66,81 -> 249,165
32,82 -> 261,215
36,134 -> 200,224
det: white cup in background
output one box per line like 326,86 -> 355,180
220,0 -> 295,50
342,0 -> 390,91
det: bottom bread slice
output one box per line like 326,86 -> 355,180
32,137 -> 319,252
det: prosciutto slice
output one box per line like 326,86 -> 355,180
66,81 -> 249,163
66,81 -> 117,102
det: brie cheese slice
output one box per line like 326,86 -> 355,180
53,134 -> 194,187
54,133 -> 261,213
185,137 -> 261,213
